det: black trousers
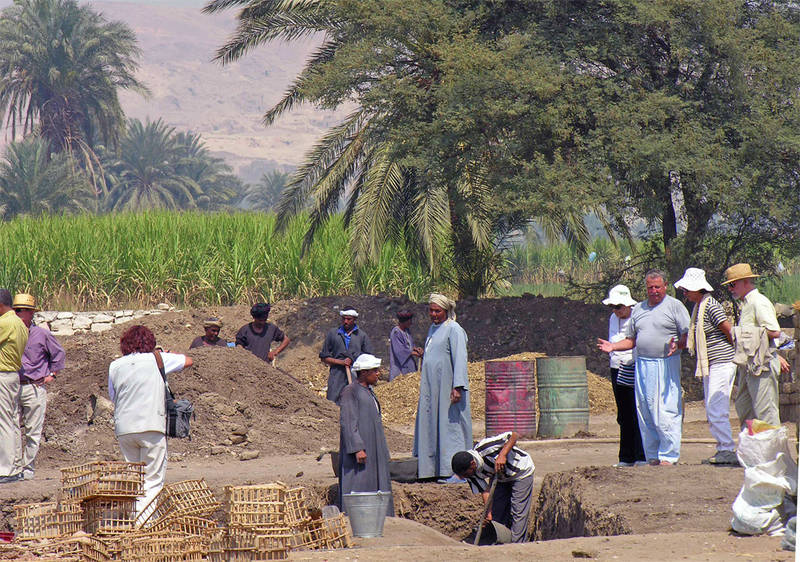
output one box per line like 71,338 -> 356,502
610,368 -> 646,463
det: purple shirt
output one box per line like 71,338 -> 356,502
389,326 -> 416,380
19,325 -> 66,382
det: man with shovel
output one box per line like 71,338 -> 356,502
320,306 -> 373,404
451,431 -> 535,543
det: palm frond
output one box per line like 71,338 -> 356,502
410,181 -> 450,272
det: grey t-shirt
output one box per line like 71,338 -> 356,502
625,295 -> 690,358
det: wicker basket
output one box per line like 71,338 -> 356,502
226,483 -> 287,527
291,514 -> 351,551
32,535 -> 111,562
137,479 -> 220,528
60,462 -> 144,501
284,487 -> 310,526
206,526 -> 291,562
82,497 -> 137,534
253,528 -> 292,561
120,533 -> 207,562
14,501 -> 83,539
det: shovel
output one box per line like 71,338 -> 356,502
473,475 -> 498,546
346,365 -> 353,385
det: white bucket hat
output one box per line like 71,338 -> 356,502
602,284 -> 638,307
674,268 -> 714,292
352,354 -> 381,372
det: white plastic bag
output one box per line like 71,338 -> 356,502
731,453 -> 797,535
736,426 -> 795,469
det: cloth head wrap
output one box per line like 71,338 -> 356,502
203,317 -> 223,328
352,353 -> 381,372
339,309 -> 359,317
429,293 -> 457,321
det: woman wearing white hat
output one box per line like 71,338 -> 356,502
674,268 -> 737,466
598,285 -> 646,467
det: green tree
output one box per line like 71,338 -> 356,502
205,0 -> 597,296
104,119 -> 203,211
244,169 -> 289,211
0,0 -> 147,190
174,131 -> 245,210
0,135 -> 93,218
528,0 -> 800,282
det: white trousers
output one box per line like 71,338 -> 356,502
703,362 -> 736,452
117,431 -> 167,516
19,384 -> 47,473
0,372 -> 21,477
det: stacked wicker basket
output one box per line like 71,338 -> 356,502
208,482 -> 350,561
4,462 -> 351,561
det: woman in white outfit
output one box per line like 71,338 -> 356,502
674,268 -> 738,465
108,325 -> 193,514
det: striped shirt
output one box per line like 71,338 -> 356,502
465,432 -> 535,494
617,362 -> 635,388
702,297 -> 734,365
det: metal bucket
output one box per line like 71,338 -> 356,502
464,521 -> 513,545
485,360 -> 537,438
342,491 -> 392,537
536,356 -> 589,438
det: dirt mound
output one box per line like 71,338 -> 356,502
42,310 -> 411,468
375,352 -> 616,426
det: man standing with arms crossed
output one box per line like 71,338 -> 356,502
598,270 -> 690,465
14,293 -> 65,480
722,263 -> 786,427
0,289 -> 27,483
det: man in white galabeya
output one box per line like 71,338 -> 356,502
598,270 -> 690,466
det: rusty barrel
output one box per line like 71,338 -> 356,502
484,360 -> 536,439
536,356 -> 589,438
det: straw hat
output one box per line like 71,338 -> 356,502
721,263 -> 760,285
602,285 -> 637,307
12,293 -> 38,311
674,268 -> 714,292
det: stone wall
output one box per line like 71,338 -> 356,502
33,303 -> 175,337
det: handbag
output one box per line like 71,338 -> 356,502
154,350 -> 194,439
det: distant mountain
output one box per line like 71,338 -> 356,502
0,0 -> 349,183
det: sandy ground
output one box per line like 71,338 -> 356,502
0,402 -> 794,560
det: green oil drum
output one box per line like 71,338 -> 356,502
536,356 -> 589,438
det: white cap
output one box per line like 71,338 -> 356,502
602,284 -> 638,307
352,354 -> 381,372
674,268 -> 714,292
339,309 -> 358,317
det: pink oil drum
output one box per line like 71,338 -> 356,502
484,360 -> 537,438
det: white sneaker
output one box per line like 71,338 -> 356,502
613,461 -> 635,467
21,469 -> 34,480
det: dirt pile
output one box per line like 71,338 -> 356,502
42,310 -> 411,468
375,352 -> 616,426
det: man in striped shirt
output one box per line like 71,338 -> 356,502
451,431 -> 535,543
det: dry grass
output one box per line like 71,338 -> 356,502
375,352 -> 615,426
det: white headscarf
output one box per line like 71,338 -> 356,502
339,308 -> 358,317
429,293 -> 457,322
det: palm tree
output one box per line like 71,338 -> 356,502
204,0 -> 597,295
173,131 -> 245,209
0,0 -> 148,191
104,119 -> 203,211
0,135 -> 93,218
244,170 -> 290,211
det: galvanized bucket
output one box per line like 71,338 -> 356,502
342,491 -> 392,537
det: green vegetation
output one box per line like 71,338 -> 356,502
0,212 -> 434,309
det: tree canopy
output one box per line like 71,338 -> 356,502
208,0 -> 800,293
